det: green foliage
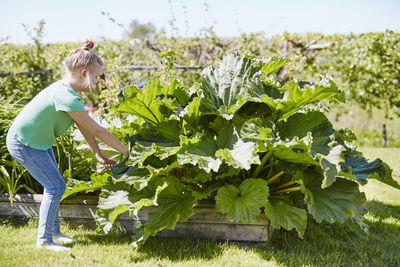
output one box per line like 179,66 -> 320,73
62,172 -> 112,201
143,176 -> 196,239
54,131 -> 96,182
264,196 -> 307,237
93,53 -> 396,247
216,178 -> 268,223
326,31 -> 400,114
118,80 -> 171,124
0,20 -> 54,100
281,31 -> 400,115
0,96 -> 40,201
2,31 -> 398,119
127,19 -> 157,39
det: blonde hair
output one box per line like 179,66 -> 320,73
63,39 -> 103,90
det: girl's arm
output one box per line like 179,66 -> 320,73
67,111 -> 129,160
75,122 -> 116,170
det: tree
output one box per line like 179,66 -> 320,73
127,19 -> 157,39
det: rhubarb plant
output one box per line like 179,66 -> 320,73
95,53 -> 399,247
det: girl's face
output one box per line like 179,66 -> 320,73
81,62 -> 103,93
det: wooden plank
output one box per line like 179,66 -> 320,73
0,194 -> 98,204
0,194 -> 273,242
165,223 -> 272,241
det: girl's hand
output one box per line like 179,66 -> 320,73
122,147 -> 129,159
95,154 -> 116,170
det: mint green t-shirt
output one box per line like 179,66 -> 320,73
9,81 -> 85,150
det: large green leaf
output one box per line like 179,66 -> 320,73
216,178 -> 268,223
96,182 -> 133,234
275,111 -> 347,188
128,121 -> 181,164
216,125 -> 260,170
269,137 -> 317,166
182,96 -> 202,134
186,180 -> 225,200
162,78 -> 190,107
201,53 -> 284,119
240,118 -> 275,141
62,172 -> 111,201
260,57 -> 291,75
277,111 -> 333,142
144,177 -> 197,238
213,162 -> 241,180
340,155 -> 399,189
202,54 -> 291,108
261,77 -> 345,121
181,167 -> 213,184
155,120 -> 181,142
145,160 -> 180,178
298,171 -> 367,225
111,161 -> 151,189
96,178 -> 168,234
132,140 -> 180,164
118,80 -> 168,124
177,136 -> 222,172
201,53 -> 255,109
264,196 -> 308,238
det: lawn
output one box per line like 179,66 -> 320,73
327,104 -> 400,147
0,148 -> 399,267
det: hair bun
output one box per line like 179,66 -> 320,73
81,39 -> 94,50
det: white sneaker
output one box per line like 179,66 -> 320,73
53,233 -> 74,244
36,242 -> 71,252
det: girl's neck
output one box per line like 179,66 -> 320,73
62,75 -> 83,93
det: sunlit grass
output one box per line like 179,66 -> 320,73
361,147 -> 400,179
327,104 -> 400,148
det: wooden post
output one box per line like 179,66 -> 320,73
382,124 -> 387,147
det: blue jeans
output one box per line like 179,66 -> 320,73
6,134 -> 65,246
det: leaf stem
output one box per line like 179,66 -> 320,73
275,181 -> 297,190
271,186 -> 301,195
266,170 -> 284,185
263,161 -> 276,170
267,166 -> 274,179
253,151 -> 273,177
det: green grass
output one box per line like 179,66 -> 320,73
1,148 -> 399,267
327,104 -> 400,147
361,147 -> 400,181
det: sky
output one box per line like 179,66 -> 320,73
1,0 -> 399,44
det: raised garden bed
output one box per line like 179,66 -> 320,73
0,194 -> 274,242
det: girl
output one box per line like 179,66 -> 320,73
6,40 -> 129,252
